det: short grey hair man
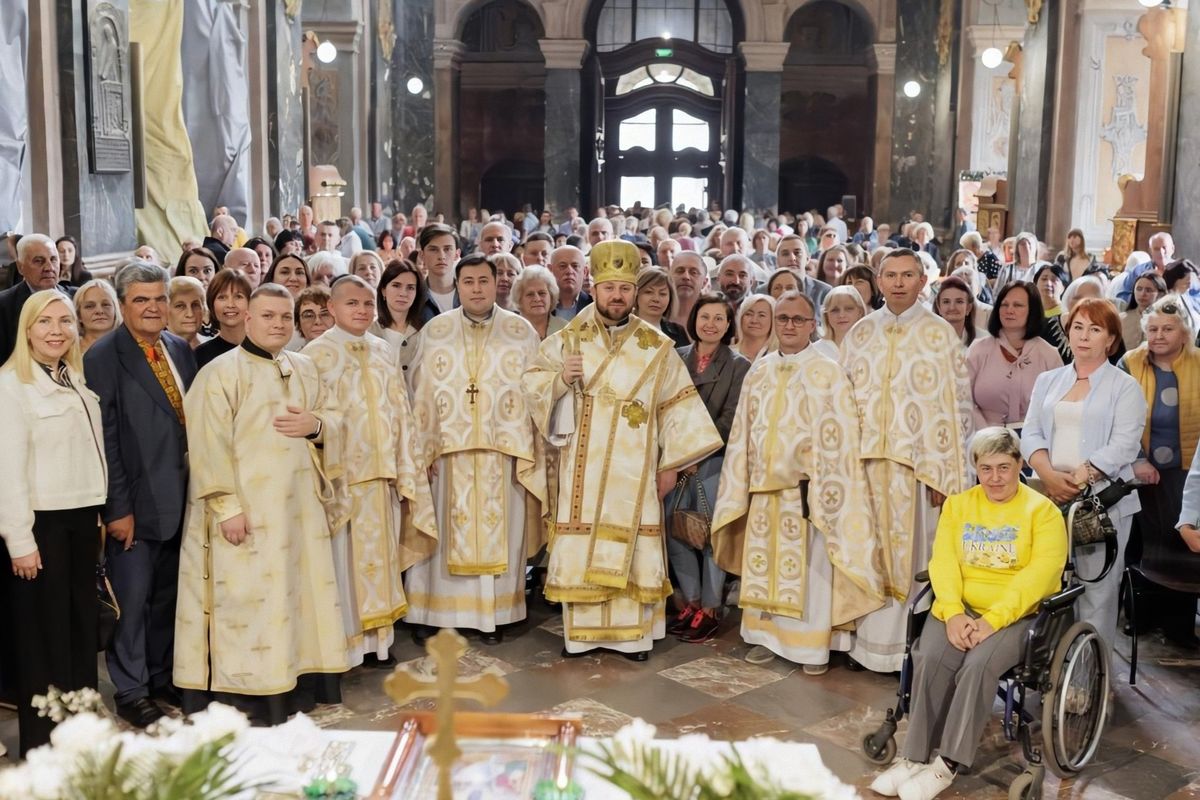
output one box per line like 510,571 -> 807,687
113,261 -> 170,302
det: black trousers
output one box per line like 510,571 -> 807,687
2,507 -> 100,756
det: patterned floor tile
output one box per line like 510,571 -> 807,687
657,655 -> 788,700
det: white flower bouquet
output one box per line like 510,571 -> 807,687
585,719 -> 860,800
0,688 -> 257,800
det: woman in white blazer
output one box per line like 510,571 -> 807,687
1020,298 -> 1146,652
0,289 -> 107,756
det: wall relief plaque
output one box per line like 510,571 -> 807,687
85,1 -> 133,174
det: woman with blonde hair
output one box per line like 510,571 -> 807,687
348,250 -> 385,289
489,252 -> 523,311
0,290 -> 107,755
813,285 -> 867,359
74,278 -> 121,353
733,294 -> 776,362
634,267 -> 689,347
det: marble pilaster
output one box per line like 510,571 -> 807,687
370,1 -> 395,208
1173,4 -> 1200,257
869,43 -> 896,223
539,39 -> 589,217
433,38 -> 462,219
1007,1 -> 1061,236
304,16 -> 368,213
739,42 -> 788,214
0,0 -> 28,233
265,0 -> 304,216
56,0 -> 136,254
392,0 -> 435,213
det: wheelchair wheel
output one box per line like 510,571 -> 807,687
1008,767 -> 1043,800
1042,621 -> 1109,778
861,732 -> 896,765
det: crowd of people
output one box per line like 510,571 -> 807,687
2,200 -> 1200,800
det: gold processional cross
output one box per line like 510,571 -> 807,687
383,629 -> 509,800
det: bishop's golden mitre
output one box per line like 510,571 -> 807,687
588,240 -> 640,285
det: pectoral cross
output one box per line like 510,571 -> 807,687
383,629 -> 509,800
466,382 -> 479,405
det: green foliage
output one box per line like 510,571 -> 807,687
65,734 -> 261,800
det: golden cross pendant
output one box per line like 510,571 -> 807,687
383,630 -> 509,800
466,382 -> 479,405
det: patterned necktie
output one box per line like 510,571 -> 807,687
138,338 -> 186,426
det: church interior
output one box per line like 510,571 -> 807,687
3,0 -> 1200,798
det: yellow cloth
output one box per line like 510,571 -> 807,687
524,306 -> 722,641
137,338 -> 185,425
173,348 -> 350,696
841,305 -> 973,600
302,328 -> 437,634
710,348 -> 885,626
1121,345 -> 1200,468
929,484 -> 1067,630
409,308 -> 547,574
128,0 -> 208,261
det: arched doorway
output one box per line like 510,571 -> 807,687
585,0 -> 743,212
779,0 -> 874,215
457,0 -> 546,215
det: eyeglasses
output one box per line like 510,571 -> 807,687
300,310 -> 333,322
774,315 -> 814,327
1159,302 -> 1180,315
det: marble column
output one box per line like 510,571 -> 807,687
1007,2 -> 1061,236
539,39 -> 589,218
265,0 -> 304,216
1173,4 -> 1200,257
303,16 -> 368,212
889,0 -> 956,229
433,39 -> 463,219
56,0 -> 136,254
370,1 -> 396,207
739,42 -> 789,214
869,43 -> 896,224
0,0 -> 28,233
392,0 -> 434,213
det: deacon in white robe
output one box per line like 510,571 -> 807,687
524,240 -> 722,659
174,285 -> 349,724
303,276 -> 437,666
407,256 -> 547,642
711,291 -> 885,670
840,250 -> 972,672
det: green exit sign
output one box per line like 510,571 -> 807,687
655,47 -> 673,58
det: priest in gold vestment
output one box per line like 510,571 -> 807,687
406,255 -> 547,644
174,285 -> 350,724
840,250 -> 972,672
524,240 -> 722,660
711,292 -> 885,672
303,276 -> 437,666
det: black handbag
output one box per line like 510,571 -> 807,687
1061,477 -> 1136,584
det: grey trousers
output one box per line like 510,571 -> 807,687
666,536 -> 726,609
902,614 -> 1032,768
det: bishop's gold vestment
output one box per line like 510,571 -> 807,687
524,306 -> 722,650
174,346 -> 350,696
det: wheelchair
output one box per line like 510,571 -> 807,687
861,567 -> 1110,800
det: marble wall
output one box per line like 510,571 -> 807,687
1173,5 -> 1200,258
544,69 -> 581,216
57,0 -> 136,254
392,0 -> 435,211
0,0 -> 27,234
1008,2 -> 1060,236
742,71 -> 781,213
265,0 -> 305,217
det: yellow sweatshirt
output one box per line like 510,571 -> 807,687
929,484 -> 1067,630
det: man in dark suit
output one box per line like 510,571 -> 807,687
550,245 -> 592,322
84,262 -> 197,728
0,233 -> 75,365
201,213 -> 237,265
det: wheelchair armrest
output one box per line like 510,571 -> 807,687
1038,584 -> 1084,613
914,570 -> 930,584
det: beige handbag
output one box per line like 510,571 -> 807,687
669,473 -> 711,551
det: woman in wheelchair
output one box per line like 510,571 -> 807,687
871,428 -> 1068,800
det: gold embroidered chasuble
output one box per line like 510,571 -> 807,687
710,348 -> 885,626
174,347 -> 350,696
302,327 -> 437,634
840,304 -> 973,600
524,306 -> 722,641
409,308 -> 547,575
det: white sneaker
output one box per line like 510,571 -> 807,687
745,645 -> 776,665
897,756 -> 955,800
803,662 -> 829,675
869,758 -> 923,797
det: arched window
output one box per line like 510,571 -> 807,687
596,0 -> 733,54
613,63 -> 715,96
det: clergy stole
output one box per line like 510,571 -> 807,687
174,348 -> 350,696
524,306 -> 722,639
303,329 -> 437,633
710,349 -> 885,627
410,308 -> 547,575
840,306 -> 973,600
